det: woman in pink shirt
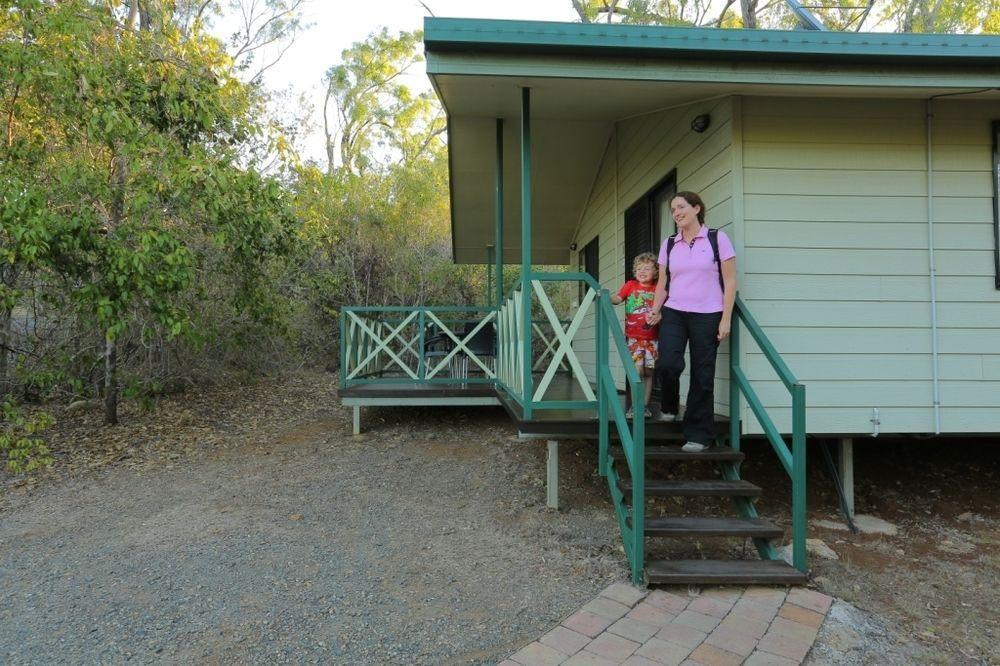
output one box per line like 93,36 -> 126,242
646,191 -> 737,452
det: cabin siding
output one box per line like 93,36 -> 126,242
740,96 -> 1000,435
571,97 -> 736,414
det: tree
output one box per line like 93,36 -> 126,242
568,0 -> 998,32
0,0 -> 297,425
293,29 -> 483,366
322,29 -> 444,175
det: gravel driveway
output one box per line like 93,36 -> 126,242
0,402 -> 626,664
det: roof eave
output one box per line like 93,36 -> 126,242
424,17 -> 1000,67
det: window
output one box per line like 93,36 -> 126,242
580,235 -> 599,299
624,171 -> 676,277
993,121 -> 999,289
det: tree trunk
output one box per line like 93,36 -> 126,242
0,306 -> 11,398
104,335 -> 118,425
740,0 -> 759,28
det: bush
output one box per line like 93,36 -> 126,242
1,399 -> 54,473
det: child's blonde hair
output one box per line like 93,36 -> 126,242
632,252 -> 657,275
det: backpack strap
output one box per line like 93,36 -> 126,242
663,235 -> 677,295
707,228 -> 725,294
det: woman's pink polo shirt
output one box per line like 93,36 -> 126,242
657,225 -> 735,314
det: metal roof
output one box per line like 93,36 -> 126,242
424,17 -> 1000,66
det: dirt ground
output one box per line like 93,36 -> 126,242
1,371 -> 998,664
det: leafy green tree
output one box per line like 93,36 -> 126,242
1,0 -> 297,426
322,29 -> 444,175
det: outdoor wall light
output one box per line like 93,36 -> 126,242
569,242 -> 578,251
691,114 -> 711,133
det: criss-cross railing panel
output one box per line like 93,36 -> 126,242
531,279 -> 597,404
339,306 -> 497,387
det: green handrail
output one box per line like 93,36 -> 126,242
597,291 -> 645,584
730,294 -> 808,573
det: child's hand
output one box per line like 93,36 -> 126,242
645,311 -> 661,325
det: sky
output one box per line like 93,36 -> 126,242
223,0 -> 581,164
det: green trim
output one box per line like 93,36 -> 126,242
496,117 -> 505,307
345,377 -> 495,387
425,17 -> 1000,65
521,88 -> 533,420
729,319 -> 741,452
345,305 -> 492,314
341,397 -> 500,407
529,400 -> 598,410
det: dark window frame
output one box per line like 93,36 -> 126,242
993,120 -> 1000,290
580,235 -> 600,299
623,170 -> 677,278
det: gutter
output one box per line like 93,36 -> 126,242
423,17 -> 1000,66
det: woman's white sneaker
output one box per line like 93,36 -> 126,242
681,442 -> 707,452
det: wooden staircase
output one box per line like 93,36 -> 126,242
614,435 -> 806,586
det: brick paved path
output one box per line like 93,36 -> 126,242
502,583 -> 834,665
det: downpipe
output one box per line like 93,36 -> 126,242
925,99 -> 942,435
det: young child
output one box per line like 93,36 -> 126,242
611,252 -> 659,419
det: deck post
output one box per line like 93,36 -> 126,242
352,406 -> 361,435
520,88 -> 533,419
547,439 -> 558,509
839,437 -> 855,517
496,117 -> 504,308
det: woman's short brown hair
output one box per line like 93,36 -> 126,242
672,191 -> 706,225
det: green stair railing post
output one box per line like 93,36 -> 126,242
792,383 -> 807,573
729,317 -> 741,452
597,290 -> 609,477
630,368 -> 645,585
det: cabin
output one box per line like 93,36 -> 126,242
339,18 -> 1000,585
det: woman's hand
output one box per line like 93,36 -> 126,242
717,318 -> 731,342
645,311 -> 661,326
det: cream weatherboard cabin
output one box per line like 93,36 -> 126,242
339,18 -> 1000,585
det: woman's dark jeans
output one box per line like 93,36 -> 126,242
656,307 -> 723,445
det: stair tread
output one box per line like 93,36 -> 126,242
622,479 -> 762,497
646,559 -> 807,584
644,516 -> 783,538
613,445 -> 744,461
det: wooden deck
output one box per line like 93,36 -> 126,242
340,373 -> 727,439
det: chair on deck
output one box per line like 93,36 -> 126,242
454,322 -> 496,380
423,323 -> 453,373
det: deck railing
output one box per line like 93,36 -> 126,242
730,294 -> 808,573
496,272 -> 600,413
340,305 -> 498,387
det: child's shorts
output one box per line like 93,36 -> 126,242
627,337 -> 658,369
